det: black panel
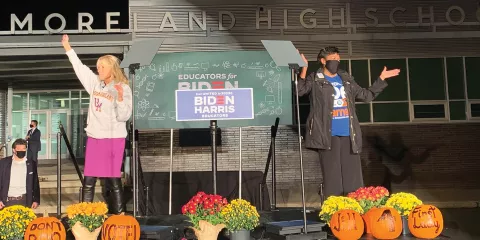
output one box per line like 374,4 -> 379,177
179,128 -> 222,147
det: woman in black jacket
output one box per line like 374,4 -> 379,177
298,47 -> 400,198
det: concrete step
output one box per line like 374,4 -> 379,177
36,193 -> 133,214
39,173 -> 82,182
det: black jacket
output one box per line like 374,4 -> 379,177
297,68 -> 388,153
0,156 -> 40,206
27,128 -> 41,152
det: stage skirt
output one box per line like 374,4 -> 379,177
84,137 -> 125,178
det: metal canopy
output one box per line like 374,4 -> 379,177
0,34 -> 131,91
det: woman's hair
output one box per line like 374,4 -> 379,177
97,55 -> 129,84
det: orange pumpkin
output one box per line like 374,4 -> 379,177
329,209 -> 364,240
101,215 -> 141,240
408,205 -> 443,239
362,207 -> 377,234
24,211 -> 66,240
369,207 -> 402,239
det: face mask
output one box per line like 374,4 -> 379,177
30,124 -> 34,128
15,151 -> 26,159
325,60 -> 340,74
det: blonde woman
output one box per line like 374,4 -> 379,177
62,34 -> 132,214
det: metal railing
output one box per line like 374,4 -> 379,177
56,132 -> 62,217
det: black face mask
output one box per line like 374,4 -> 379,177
30,124 -> 34,128
325,60 -> 340,74
15,151 -> 26,159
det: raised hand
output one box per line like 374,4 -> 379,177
380,66 -> 401,80
114,84 -> 124,102
61,34 -> 72,52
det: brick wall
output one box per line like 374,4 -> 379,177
138,123 -> 480,190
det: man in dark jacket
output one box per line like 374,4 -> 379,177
0,138 -> 40,209
26,120 -> 41,162
297,47 -> 400,198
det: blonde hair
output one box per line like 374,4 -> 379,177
97,55 -> 129,84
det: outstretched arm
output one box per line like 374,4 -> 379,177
62,34 -> 98,94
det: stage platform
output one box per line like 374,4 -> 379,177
129,207 -> 477,240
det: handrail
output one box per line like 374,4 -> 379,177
58,123 -> 84,185
56,132 -> 62,217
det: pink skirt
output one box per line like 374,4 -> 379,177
84,137 -> 126,178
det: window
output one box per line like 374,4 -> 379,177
409,58 -> 446,101
373,103 -> 409,122
370,59 -> 408,101
12,93 -> 27,111
446,57 -> 465,100
351,60 -> 369,91
470,102 -> 480,118
449,101 -> 466,120
412,103 -> 446,120
465,57 -> 480,99
355,103 -> 371,123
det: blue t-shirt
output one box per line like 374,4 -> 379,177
325,75 -> 350,136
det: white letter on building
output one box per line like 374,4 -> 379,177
159,12 -> 178,31
10,13 -> 33,34
45,13 -> 66,33
256,7 -> 272,29
300,9 -> 317,28
418,6 -> 434,25
389,7 -> 406,27
445,6 -> 465,25
219,11 -> 236,30
106,12 -> 120,32
365,8 -> 378,27
329,8 -> 345,27
189,11 -> 206,31
78,13 -> 94,33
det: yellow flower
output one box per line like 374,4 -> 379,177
319,196 -> 364,225
385,192 -> 422,216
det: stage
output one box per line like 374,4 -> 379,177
134,207 -> 478,239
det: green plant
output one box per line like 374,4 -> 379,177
385,192 -> 423,216
182,192 -> 228,229
66,202 -> 108,232
347,186 -> 390,212
319,196 -> 364,225
221,198 -> 260,231
0,205 -> 37,240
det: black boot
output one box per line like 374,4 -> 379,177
82,176 -> 97,202
109,178 -> 125,214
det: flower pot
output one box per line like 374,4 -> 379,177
192,220 -> 226,240
230,229 -> 250,240
401,216 -> 411,236
71,221 -> 102,240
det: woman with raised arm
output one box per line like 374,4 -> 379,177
62,34 -> 132,214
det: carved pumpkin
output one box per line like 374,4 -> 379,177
362,207 -> 377,234
369,207 -> 402,239
329,210 -> 364,240
101,215 -> 141,240
24,211 -> 66,240
408,205 -> 444,239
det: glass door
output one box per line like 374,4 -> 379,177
50,110 -> 69,159
30,110 -> 69,159
30,111 -> 48,159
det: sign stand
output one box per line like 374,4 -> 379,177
210,120 -> 218,194
175,88 -> 254,197
120,38 -> 165,218
261,40 -> 327,240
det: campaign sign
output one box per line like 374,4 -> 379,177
175,88 -> 254,121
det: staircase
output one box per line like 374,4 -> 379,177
37,159 -> 106,214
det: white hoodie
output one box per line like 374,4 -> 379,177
66,49 -> 132,139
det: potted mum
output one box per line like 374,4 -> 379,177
347,186 -> 390,233
0,205 -> 37,240
221,199 -> 260,240
385,192 -> 423,235
66,201 -> 109,240
182,191 -> 228,240
319,196 -> 364,225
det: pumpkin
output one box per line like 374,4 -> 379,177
369,207 -> 402,239
101,214 -> 141,240
329,209 -> 364,240
408,205 -> 443,239
24,210 -> 66,240
362,207 -> 377,234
